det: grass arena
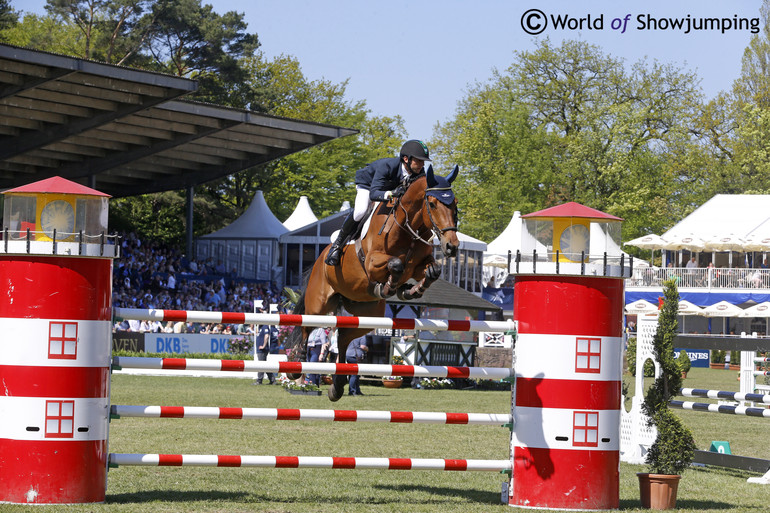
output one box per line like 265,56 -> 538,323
0,368 -> 768,513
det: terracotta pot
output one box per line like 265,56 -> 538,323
321,375 -> 333,385
637,473 -> 681,510
681,371 -> 688,379
382,379 -> 403,388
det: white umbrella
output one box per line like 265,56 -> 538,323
625,299 -> 659,315
677,300 -> 702,332
698,300 -> 744,317
625,234 -> 668,250
678,300 -> 702,315
625,234 -> 668,265
698,300 -> 744,333
742,233 -> 770,252
483,253 -> 510,269
704,233 -> 745,252
741,301 -> 770,317
660,233 -> 706,252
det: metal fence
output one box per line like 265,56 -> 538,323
629,267 -> 770,289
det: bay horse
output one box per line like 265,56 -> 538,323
289,165 -> 460,401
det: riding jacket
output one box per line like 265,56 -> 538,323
354,157 -> 409,202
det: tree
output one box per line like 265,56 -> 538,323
195,53 -> 406,231
435,38 -> 704,243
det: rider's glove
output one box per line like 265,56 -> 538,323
393,185 -> 407,198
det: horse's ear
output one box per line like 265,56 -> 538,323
446,165 -> 459,184
426,165 -> 438,187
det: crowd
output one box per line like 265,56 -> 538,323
112,232 -> 292,333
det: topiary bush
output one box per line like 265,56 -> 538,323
641,278 -> 696,475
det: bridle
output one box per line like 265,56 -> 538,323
392,183 -> 458,247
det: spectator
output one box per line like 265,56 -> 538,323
306,327 -> 327,386
345,334 -> 370,396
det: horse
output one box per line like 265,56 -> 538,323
288,165 -> 460,401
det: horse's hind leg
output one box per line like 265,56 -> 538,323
327,300 -> 386,401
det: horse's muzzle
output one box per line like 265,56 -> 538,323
442,242 -> 457,258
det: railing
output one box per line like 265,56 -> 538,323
629,266 -> 770,289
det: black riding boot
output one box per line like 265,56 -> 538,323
325,212 -> 358,266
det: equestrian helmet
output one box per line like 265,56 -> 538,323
399,140 -> 431,161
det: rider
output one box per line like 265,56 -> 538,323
324,139 -> 431,266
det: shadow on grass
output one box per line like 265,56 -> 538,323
374,483 -> 500,505
108,490 -> 250,504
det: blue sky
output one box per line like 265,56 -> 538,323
14,0 -> 766,140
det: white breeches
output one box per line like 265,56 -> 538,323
354,186 -> 371,222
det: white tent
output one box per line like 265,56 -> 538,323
196,191 -> 288,280
482,211 -> 521,287
486,211 -> 521,256
282,196 -> 318,231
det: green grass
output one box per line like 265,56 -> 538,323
4,369 -> 770,512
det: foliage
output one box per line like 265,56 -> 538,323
626,336 -> 654,377
280,286 -> 301,312
434,38 -> 704,243
642,279 -> 696,475
711,350 -> 725,364
676,349 -> 692,374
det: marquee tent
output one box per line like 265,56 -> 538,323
282,196 -> 318,231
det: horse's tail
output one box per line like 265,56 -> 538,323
284,268 -> 311,358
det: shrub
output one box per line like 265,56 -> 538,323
641,279 -> 696,475
676,349 -> 691,374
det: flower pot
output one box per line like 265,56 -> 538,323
321,375 -> 333,385
681,371 -> 688,379
287,389 -> 322,396
637,473 -> 681,510
382,378 -> 403,388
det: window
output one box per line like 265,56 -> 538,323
573,411 -> 599,447
48,321 -> 78,359
575,337 -> 601,373
45,400 -> 75,438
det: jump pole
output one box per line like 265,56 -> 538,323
109,453 -> 512,472
114,307 -> 516,333
112,356 -> 512,380
111,404 -> 512,425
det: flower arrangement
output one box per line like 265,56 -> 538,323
419,377 -> 454,389
383,355 -> 406,381
278,375 -> 320,392
227,337 -> 253,355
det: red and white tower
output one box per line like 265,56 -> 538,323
509,202 -> 628,510
0,177 -> 118,504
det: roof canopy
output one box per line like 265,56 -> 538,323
4,175 -> 110,196
0,44 -> 356,198
200,191 -> 287,239
522,201 -> 622,221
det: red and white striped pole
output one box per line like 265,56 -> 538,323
111,404 -> 512,425
109,453 -> 512,472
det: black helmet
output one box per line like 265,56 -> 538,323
400,140 -> 431,162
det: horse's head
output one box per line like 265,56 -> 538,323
423,165 -> 459,258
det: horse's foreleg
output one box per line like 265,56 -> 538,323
398,260 -> 441,301
369,257 -> 404,299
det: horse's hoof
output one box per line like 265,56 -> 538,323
286,373 -> 302,380
328,385 -> 342,402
